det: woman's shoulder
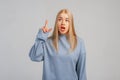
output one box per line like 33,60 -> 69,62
76,35 -> 86,54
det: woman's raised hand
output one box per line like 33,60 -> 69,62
41,20 -> 52,33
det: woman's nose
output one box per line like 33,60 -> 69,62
61,20 -> 65,25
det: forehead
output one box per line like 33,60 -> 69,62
58,13 -> 69,19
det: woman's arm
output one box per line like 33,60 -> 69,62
29,29 -> 49,62
76,39 -> 87,80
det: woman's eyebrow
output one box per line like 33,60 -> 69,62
58,17 -> 62,19
58,17 -> 69,19
66,18 -> 69,20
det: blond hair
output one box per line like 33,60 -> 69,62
49,9 -> 77,53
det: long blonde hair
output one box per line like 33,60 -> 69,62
49,9 -> 77,53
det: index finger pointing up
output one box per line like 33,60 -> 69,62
45,20 -> 48,27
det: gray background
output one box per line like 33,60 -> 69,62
0,0 -> 120,80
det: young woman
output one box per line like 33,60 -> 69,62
29,9 -> 87,80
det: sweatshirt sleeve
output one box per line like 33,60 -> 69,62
76,39 -> 87,80
29,29 -> 49,62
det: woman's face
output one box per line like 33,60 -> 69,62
57,13 -> 70,35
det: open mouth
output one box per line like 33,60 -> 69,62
61,26 -> 65,29
61,26 -> 65,31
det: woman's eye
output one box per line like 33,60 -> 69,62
58,19 -> 62,21
66,20 -> 69,22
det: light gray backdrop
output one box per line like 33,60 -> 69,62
0,0 -> 120,80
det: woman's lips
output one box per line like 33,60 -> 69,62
61,26 -> 65,29
60,26 -> 65,31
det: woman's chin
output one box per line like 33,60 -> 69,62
59,31 -> 68,35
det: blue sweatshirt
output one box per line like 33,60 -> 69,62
29,29 -> 87,80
